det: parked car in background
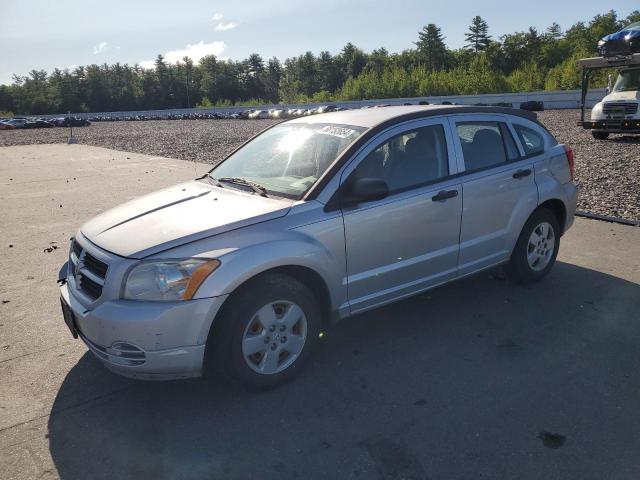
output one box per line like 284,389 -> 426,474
25,119 -> 54,128
54,116 -> 91,127
59,105 -> 576,388
598,21 -> 640,57
316,105 -> 339,114
3,118 -> 28,128
0,121 -> 17,130
249,110 -> 269,119
269,109 -> 285,119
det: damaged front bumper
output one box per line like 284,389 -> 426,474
59,279 -> 228,380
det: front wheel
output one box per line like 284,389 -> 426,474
506,208 -> 560,284
592,131 -> 609,140
207,273 -> 321,389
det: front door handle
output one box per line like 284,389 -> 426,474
432,190 -> 459,202
513,168 -> 532,179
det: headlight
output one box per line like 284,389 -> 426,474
123,259 -> 220,301
598,39 -> 605,47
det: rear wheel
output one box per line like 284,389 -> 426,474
506,208 -> 560,284
592,131 -> 609,140
207,273 -> 321,389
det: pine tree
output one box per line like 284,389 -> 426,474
546,22 -> 563,40
465,16 -> 492,53
415,24 -> 448,70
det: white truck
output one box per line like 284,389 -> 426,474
578,53 -> 640,140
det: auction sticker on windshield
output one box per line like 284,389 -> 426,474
317,125 -> 358,138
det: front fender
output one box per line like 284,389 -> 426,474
193,233 -> 345,313
590,101 -> 604,121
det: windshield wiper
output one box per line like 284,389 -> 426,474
216,177 -> 269,197
205,173 -> 223,187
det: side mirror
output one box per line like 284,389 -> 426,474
343,177 -> 389,205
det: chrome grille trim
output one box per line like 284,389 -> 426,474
603,102 -> 638,116
70,239 -> 109,300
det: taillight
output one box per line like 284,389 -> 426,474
563,145 -> 574,181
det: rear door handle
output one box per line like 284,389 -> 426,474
513,168 -> 532,179
432,190 -> 459,202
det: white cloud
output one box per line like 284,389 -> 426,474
212,13 -> 223,21
139,41 -> 227,69
139,59 -> 156,69
93,41 -> 108,55
215,22 -> 237,31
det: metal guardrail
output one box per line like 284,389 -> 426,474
37,89 -> 607,120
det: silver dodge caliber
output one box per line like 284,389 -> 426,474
59,106 -> 577,388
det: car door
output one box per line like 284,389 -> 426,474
448,115 -> 538,276
340,118 -> 462,314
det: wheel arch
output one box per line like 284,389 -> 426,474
538,198 -> 567,235
201,263 -> 336,377
205,264 -> 335,348
507,199 -> 567,259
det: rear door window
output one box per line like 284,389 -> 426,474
456,121 -> 514,172
513,125 -> 545,156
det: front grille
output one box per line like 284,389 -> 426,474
70,239 -> 109,300
603,102 -> 638,116
72,239 -> 82,258
84,252 -> 108,278
78,274 -> 102,299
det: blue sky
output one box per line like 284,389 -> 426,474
0,0 -> 638,85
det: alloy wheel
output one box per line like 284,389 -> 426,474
526,221 -> 555,271
241,301 -> 308,374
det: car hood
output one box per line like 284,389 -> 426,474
604,90 -> 640,101
81,180 -> 292,258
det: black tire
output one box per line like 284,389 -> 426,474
506,208 -> 560,284
206,272 -> 321,389
592,131 -> 609,140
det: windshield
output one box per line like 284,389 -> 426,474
209,123 -> 365,199
624,21 -> 640,31
613,69 -> 640,92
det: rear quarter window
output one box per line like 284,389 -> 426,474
513,125 -> 545,156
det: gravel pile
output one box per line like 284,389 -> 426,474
0,119 -> 280,164
1,111 -> 638,221
538,110 -> 639,222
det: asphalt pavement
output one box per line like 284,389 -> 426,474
1,144 -> 639,480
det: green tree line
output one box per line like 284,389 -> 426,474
1,9 -> 638,115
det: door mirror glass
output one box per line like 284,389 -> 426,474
344,177 -> 389,205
